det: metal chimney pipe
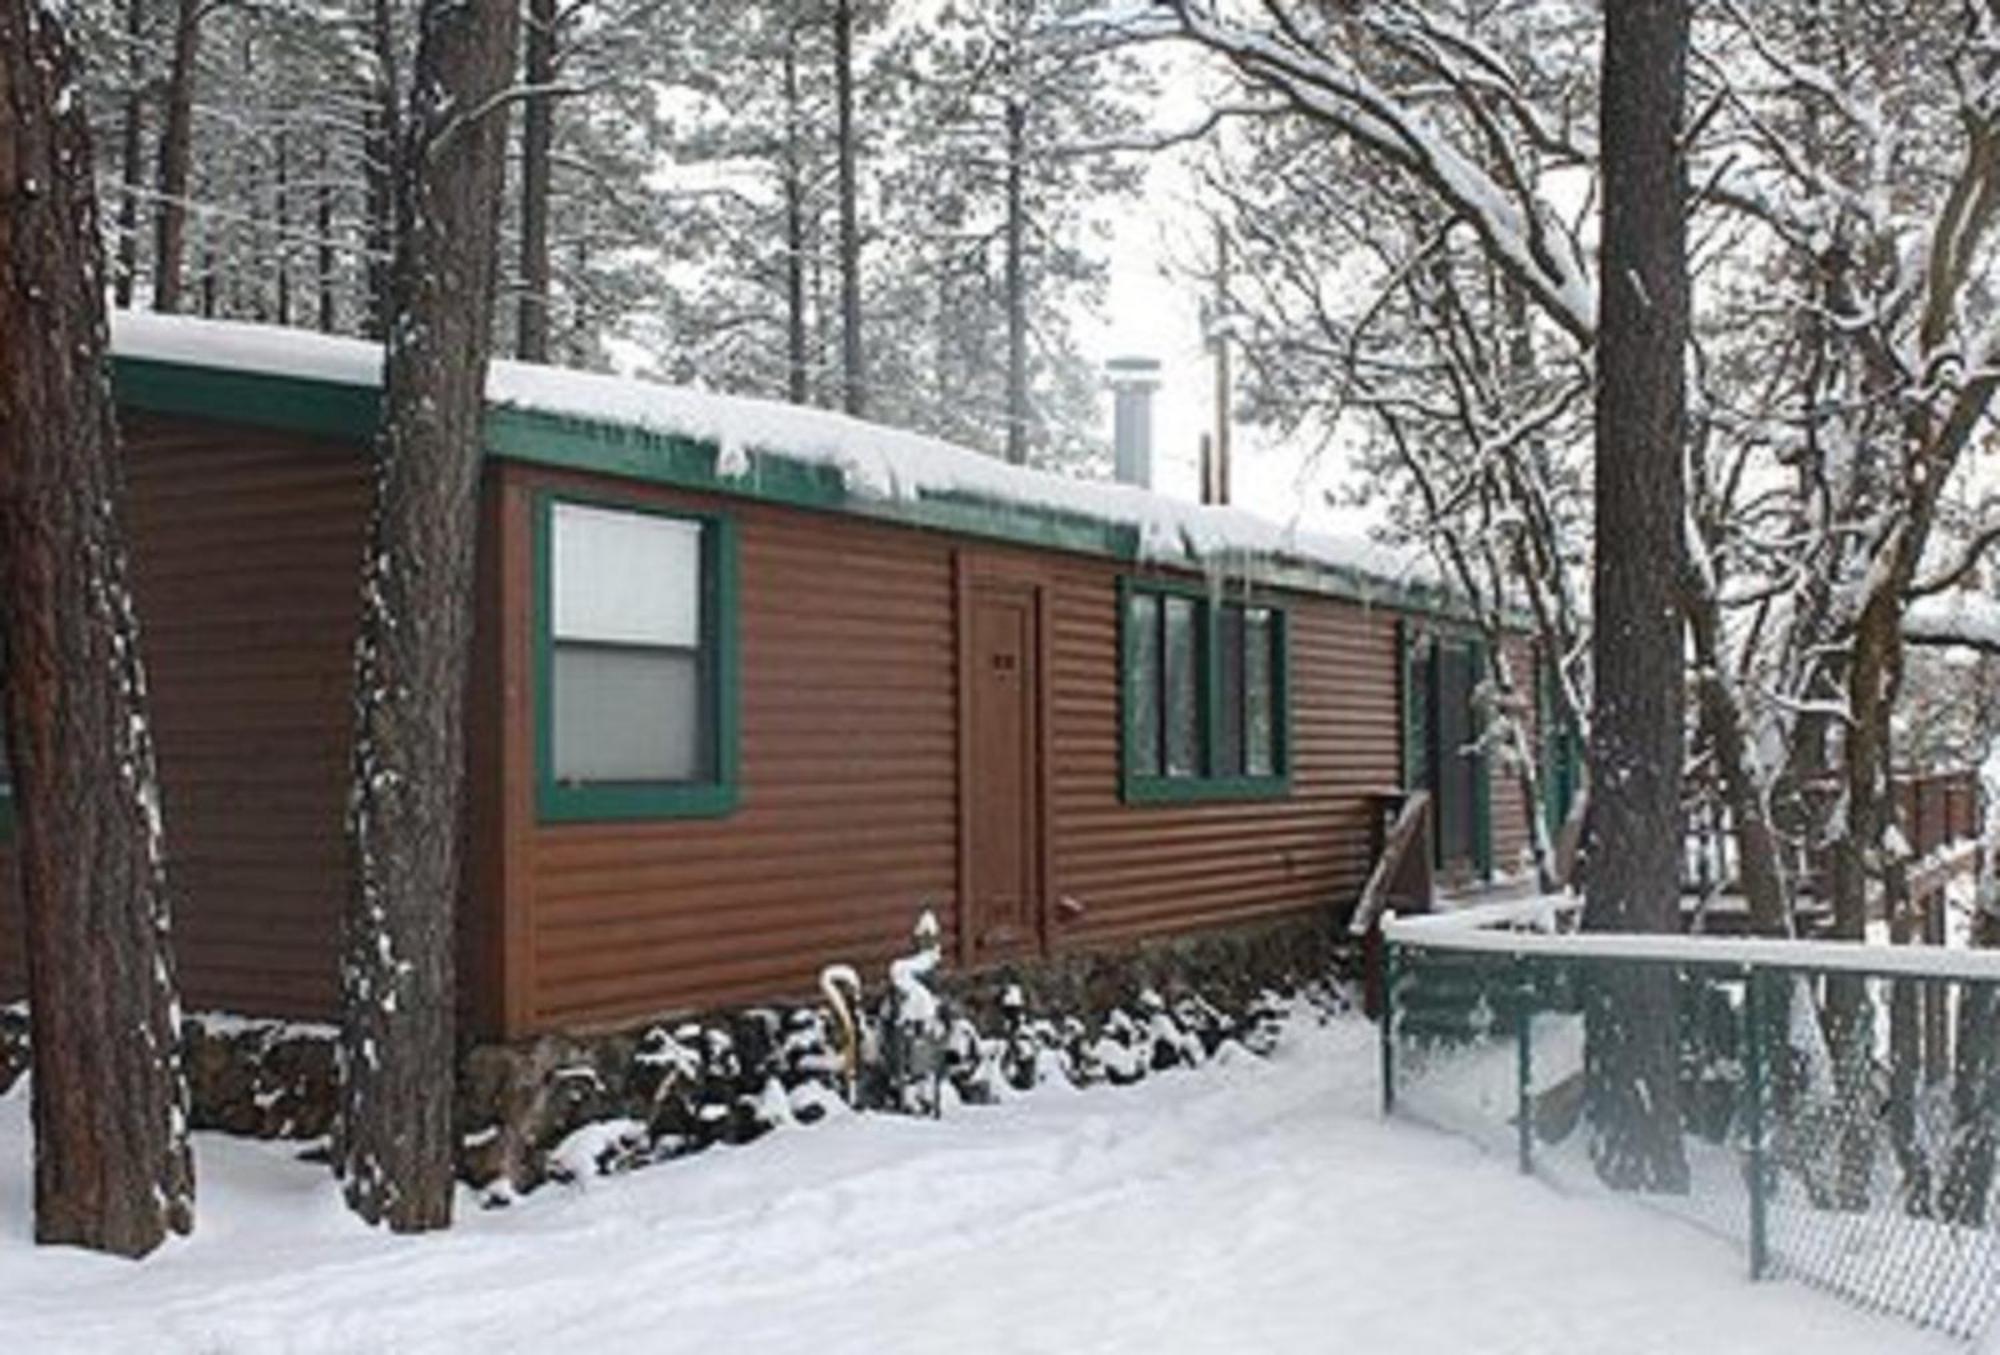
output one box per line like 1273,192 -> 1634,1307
1107,355 -> 1161,489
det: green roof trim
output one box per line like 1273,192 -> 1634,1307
109,353 -> 1476,620
486,406 -> 1144,563
117,354 -> 381,442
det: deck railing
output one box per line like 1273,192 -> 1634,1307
1381,900 -> 2000,1340
1683,768 -> 1982,907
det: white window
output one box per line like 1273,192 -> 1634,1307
549,502 -> 710,786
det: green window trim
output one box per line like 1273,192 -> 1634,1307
1535,650 -> 1582,837
1396,620 -> 1495,880
533,492 -> 740,823
1468,635 -> 1494,879
1118,576 -> 1291,805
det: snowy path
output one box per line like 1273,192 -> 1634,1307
0,1017 -> 1965,1355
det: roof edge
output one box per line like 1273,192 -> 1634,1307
111,352 -> 1481,623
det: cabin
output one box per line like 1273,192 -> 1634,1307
0,315 -> 1555,1045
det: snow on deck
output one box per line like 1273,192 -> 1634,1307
109,312 -> 1438,593
0,1017 -> 1959,1355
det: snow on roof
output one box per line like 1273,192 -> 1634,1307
110,312 -> 1443,602
1905,590 -> 2000,652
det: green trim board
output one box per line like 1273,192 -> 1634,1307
108,353 -> 1479,622
1398,620 -> 1495,879
1469,635 -> 1493,878
531,490 -> 740,823
1397,617 -> 1426,792
117,355 -> 381,443
1535,653 -> 1580,835
1117,574 -> 1291,806
489,409 -> 1148,565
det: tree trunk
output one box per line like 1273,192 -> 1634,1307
1845,585 -> 1922,1209
516,0 -> 556,363
0,0 -> 195,1256
338,0 -> 516,1233
1581,0 -> 1691,1194
1942,899 -> 2000,1225
317,136 -> 336,333
151,0 -> 201,313
834,0 -> 864,416
361,0 -> 399,343
1004,94 -> 1028,466
1685,584 -> 1791,936
783,34 -> 808,406
113,0 -> 145,309
275,123 -> 292,326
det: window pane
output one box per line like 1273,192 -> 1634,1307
553,644 -> 705,783
1127,592 -> 1161,777
1245,608 -> 1275,776
1435,642 -> 1476,860
1217,604 -> 1245,776
1164,596 -> 1200,777
553,503 -> 702,647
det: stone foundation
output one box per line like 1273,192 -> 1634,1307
180,1015 -> 339,1139
0,911 -> 1356,1201
0,1007 -> 339,1139
457,910 -> 1354,1198
0,1006 -> 26,1094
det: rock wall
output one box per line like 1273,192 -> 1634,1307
0,911 -> 1354,1202
0,1006 -> 26,1093
0,1008 -> 337,1138
458,910 -> 1352,1199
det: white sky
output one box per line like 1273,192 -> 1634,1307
1081,166 -> 1373,539
1075,51 -> 1379,543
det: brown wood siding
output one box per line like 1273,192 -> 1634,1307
0,414 -> 368,1017
0,419 -> 1504,1038
509,466 -> 962,1032
502,469 -> 1409,1035
1047,564 -> 1400,946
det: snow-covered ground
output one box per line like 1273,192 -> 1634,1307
0,1016 -> 1965,1355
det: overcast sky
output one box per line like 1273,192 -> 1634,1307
1077,55 -> 1378,545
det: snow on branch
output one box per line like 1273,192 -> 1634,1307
1904,589 -> 2000,653
1144,0 -> 1598,343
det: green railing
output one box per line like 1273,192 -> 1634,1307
1382,901 -> 2000,1341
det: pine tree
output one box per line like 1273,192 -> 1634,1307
1581,0 -> 1691,1192
833,0 -> 864,414
150,0 -> 200,310
338,0 -> 516,1232
0,0 -> 195,1255
872,0 -> 1142,468
516,0 -> 557,361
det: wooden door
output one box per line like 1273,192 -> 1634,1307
959,572 -> 1044,961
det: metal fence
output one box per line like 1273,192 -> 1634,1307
1382,903 -> 2000,1341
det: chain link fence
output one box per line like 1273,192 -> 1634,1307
1382,905 -> 2000,1341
